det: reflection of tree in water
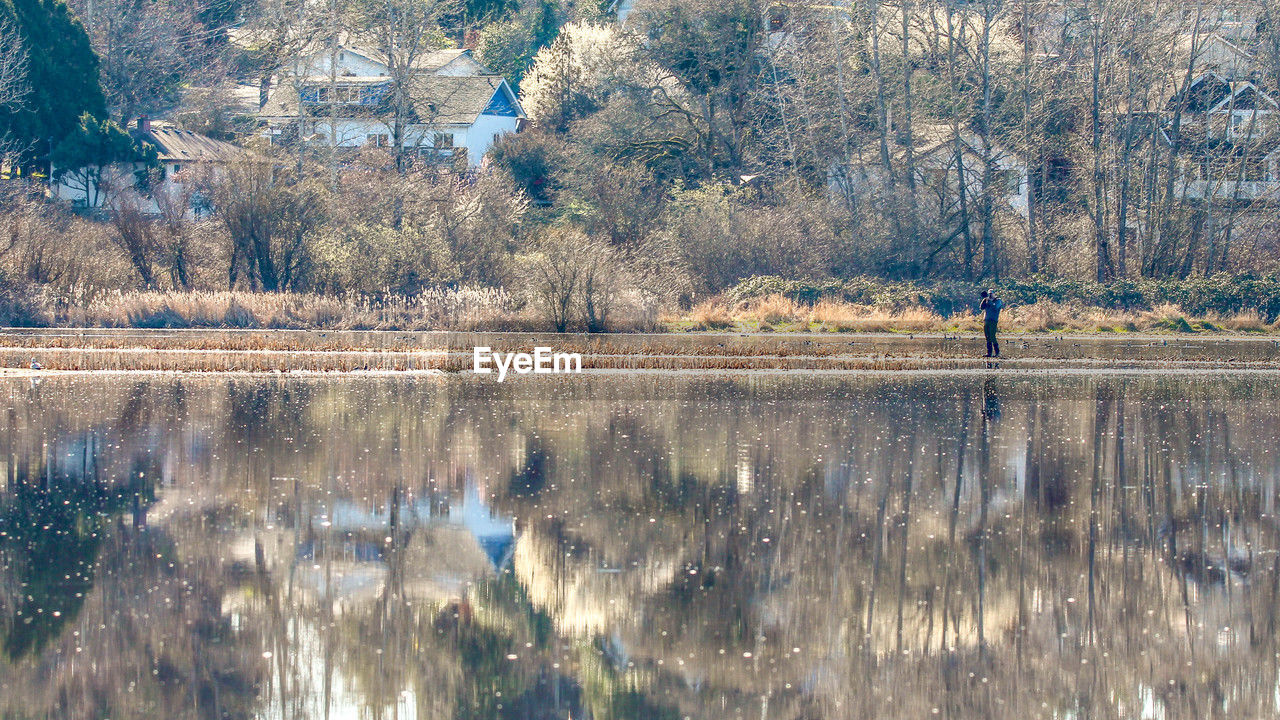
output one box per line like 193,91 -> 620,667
6,375 -> 1280,718
495,377 -> 1280,719
0,463 -> 145,659
0,393 -> 263,719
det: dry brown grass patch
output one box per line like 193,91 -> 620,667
739,295 -> 805,325
688,300 -> 735,330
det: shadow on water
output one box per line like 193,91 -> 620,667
3,373 -> 1280,718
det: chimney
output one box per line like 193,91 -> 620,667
138,117 -> 151,133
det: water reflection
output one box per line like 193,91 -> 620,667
3,373 -> 1280,719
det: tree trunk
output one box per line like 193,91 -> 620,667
979,0 -> 997,279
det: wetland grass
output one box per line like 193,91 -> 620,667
674,296 -> 1280,335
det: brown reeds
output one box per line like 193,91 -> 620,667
672,297 -> 1278,335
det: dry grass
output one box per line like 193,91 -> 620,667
721,295 -> 946,331
809,300 -> 944,332
27,287 -> 664,333
41,288 -> 544,332
1218,310 -> 1272,332
9,288 -> 1280,337
673,297 -> 1279,335
687,299 -> 735,330
744,295 -> 806,325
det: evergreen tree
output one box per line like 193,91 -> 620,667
50,112 -> 157,207
0,0 -> 105,174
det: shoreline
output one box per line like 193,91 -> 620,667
3,329 -> 1279,374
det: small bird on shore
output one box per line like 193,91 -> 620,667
29,359 -> 42,370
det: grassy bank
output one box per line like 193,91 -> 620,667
2,287 -> 554,332
4,278 -> 1280,335
671,295 -> 1274,334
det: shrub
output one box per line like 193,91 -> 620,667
0,275 -> 50,326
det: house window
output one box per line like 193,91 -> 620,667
1244,157 -> 1269,181
316,86 -> 330,103
433,133 -> 454,149
367,134 -> 389,147
331,87 -> 363,104
172,164 -> 182,174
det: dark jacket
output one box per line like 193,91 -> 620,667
980,297 -> 1004,324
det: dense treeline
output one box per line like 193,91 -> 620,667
6,0 -> 1280,329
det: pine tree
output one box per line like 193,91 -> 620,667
50,112 -> 157,207
0,0 -> 105,174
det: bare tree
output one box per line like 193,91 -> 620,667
152,174 -> 202,288
357,0 -> 462,171
106,189 -> 161,287
68,0 -> 221,123
0,20 -> 29,165
210,158 -> 326,291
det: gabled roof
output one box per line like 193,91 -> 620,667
1204,32 -> 1253,63
259,84 -> 300,118
1208,83 -> 1280,113
259,75 -> 526,127
857,124 -> 1022,166
132,124 -> 243,163
413,48 -> 476,72
412,76 -> 525,124
1174,73 -> 1233,113
296,36 -> 489,77
1169,73 -> 1280,115
329,44 -> 475,72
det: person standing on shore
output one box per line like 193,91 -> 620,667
980,289 -> 1004,357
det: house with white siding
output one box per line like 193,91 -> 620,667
259,40 -> 525,167
839,126 -> 1031,220
51,118 -> 242,213
1167,73 -> 1280,205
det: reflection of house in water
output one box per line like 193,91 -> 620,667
223,483 -> 516,611
209,483 -> 518,720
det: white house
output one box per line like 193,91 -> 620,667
839,126 -> 1031,219
51,118 -> 242,213
607,0 -> 635,24
259,41 -> 525,167
1197,33 -> 1256,80
1167,74 -> 1280,204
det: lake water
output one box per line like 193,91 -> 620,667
2,371 -> 1279,719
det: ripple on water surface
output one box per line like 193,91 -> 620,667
0,372 -> 1275,719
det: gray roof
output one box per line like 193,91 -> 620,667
133,125 -> 243,163
259,83 -> 299,118
312,42 -> 484,73
412,75 -> 520,124
260,75 -> 523,126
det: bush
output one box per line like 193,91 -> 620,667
0,276 -> 51,326
521,226 -> 674,332
665,186 -> 838,294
